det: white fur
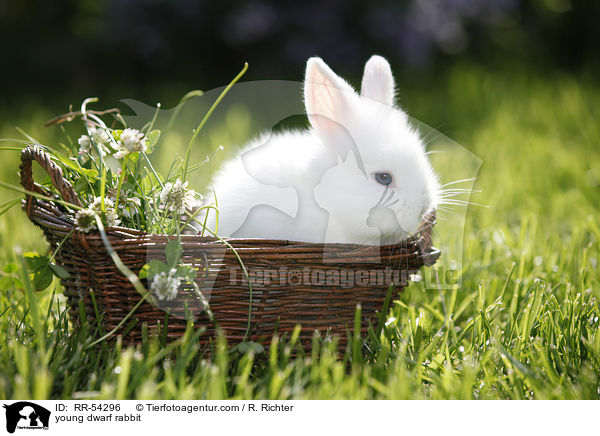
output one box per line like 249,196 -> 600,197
361,55 -> 396,106
200,56 -> 439,245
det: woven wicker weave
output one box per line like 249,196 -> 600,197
19,145 -> 440,348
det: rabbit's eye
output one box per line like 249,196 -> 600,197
375,172 -> 393,186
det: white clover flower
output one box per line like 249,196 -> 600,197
127,197 -> 142,207
78,126 -> 111,156
89,196 -> 120,227
157,179 -> 198,214
74,196 -> 120,233
150,268 -> 181,301
119,196 -> 142,218
77,135 -> 92,155
75,208 -> 96,233
89,126 -> 111,145
114,128 -> 147,159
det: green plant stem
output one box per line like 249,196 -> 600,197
145,103 -> 161,135
94,215 -> 149,300
47,229 -> 75,264
142,151 -> 164,189
181,62 -> 248,182
0,198 -> 21,217
100,166 -> 107,212
16,250 -> 47,358
114,158 -> 128,208
178,204 -> 218,233
189,216 -> 254,341
164,90 -> 204,138
87,298 -> 146,348
0,138 -> 43,147
0,180 -> 83,210
86,216 -> 153,346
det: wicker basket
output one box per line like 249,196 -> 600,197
19,146 -> 440,348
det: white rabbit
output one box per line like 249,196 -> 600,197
199,55 -> 439,245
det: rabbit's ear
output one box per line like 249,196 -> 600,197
304,57 -> 355,134
361,55 -> 395,106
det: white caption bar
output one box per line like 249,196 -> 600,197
1,400 -> 595,435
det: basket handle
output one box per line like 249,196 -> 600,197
19,146 -> 83,216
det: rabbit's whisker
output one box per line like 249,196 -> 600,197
439,178 -> 476,188
423,132 -> 445,146
438,192 -> 477,199
438,188 -> 478,193
421,126 -> 446,145
438,199 -> 488,208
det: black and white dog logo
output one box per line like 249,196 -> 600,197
3,402 -> 50,433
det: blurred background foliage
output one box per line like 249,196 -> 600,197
1,0 -> 598,110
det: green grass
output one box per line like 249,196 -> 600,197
0,64 -> 599,399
